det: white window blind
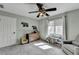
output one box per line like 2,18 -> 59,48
47,17 -> 64,36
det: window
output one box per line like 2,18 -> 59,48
48,21 -> 54,36
55,26 -> 63,36
47,18 -> 64,36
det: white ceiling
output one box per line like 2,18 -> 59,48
0,3 -> 79,20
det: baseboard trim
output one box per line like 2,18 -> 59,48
0,43 -> 19,49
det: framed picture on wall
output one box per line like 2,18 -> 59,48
21,22 -> 29,27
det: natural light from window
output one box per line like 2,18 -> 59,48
47,18 -> 63,37
34,42 -> 53,50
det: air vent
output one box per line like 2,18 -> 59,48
0,4 -> 4,8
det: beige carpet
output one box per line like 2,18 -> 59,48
0,40 -> 65,55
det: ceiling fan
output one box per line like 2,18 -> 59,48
28,3 -> 57,18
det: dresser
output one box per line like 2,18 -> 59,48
29,32 -> 40,42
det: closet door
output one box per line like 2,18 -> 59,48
0,15 -> 16,48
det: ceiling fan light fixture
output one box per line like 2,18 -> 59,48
40,13 -> 44,16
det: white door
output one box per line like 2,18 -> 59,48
0,15 -> 16,48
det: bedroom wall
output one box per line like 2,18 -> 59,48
38,19 -> 48,39
66,9 -> 79,40
16,17 -> 38,43
0,10 -> 38,46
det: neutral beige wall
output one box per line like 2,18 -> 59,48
67,9 -> 79,40
38,19 -> 48,39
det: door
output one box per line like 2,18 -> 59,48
0,15 -> 16,48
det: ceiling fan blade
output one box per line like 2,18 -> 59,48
45,8 -> 57,12
36,3 -> 43,9
28,11 -> 38,13
37,13 -> 40,18
45,13 -> 49,16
